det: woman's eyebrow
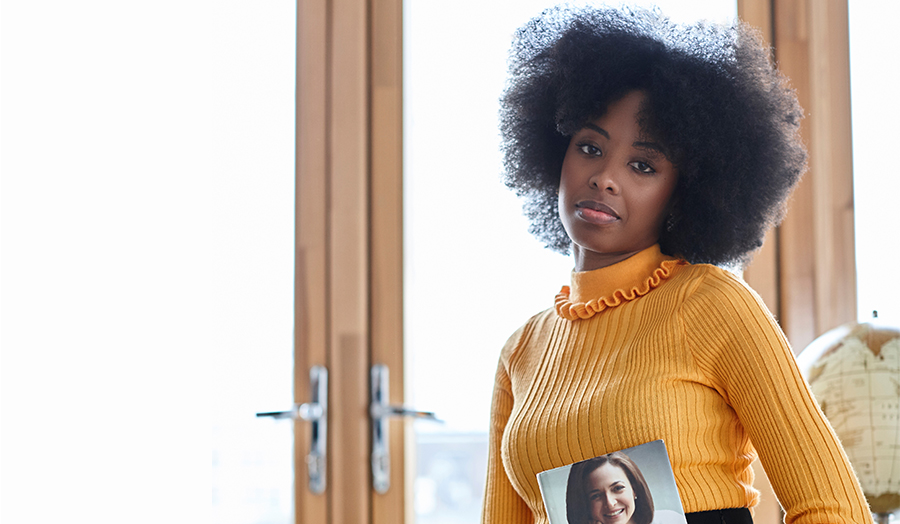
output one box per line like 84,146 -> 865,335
583,123 -> 610,139
633,141 -> 666,158
582,123 -> 667,159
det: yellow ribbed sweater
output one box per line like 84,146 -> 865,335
481,245 -> 870,524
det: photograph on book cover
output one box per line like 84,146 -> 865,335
536,440 -> 687,524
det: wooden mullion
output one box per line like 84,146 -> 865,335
773,0 -> 817,351
329,0 -> 372,522
295,0 -> 329,521
771,0 -> 856,351
369,0 -> 407,521
807,0 -> 855,334
740,0 -> 781,320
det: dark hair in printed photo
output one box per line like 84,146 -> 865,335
566,452 -> 654,524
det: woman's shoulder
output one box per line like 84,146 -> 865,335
666,261 -> 774,320
672,260 -> 743,283
671,262 -> 760,300
500,307 -> 557,363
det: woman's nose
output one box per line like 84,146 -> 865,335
589,168 -> 619,194
604,492 -> 617,507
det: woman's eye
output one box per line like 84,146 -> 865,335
578,143 -> 601,156
630,161 -> 655,174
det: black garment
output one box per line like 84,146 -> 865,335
685,508 -> 753,524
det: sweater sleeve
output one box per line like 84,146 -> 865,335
481,330 -> 533,524
682,270 -> 872,524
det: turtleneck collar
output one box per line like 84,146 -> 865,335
555,245 -> 686,320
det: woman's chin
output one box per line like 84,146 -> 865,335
597,508 -> 631,524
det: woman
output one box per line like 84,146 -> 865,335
566,453 -> 653,524
481,6 -> 870,524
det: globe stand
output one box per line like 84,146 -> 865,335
875,512 -> 896,524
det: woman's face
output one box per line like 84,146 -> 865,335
586,463 -> 637,524
558,90 -> 678,271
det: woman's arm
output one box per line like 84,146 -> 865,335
683,269 -> 871,524
481,348 -> 533,523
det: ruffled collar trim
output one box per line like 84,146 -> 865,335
555,245 -> 686,320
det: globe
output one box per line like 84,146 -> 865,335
797,323 -> 900,517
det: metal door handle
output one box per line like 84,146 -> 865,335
370,364 -> 441,494
256,365 -> 328,494
370,405 -> 439,420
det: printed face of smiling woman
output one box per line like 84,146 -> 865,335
587,463 -> 637,524
558,90 -> 678,271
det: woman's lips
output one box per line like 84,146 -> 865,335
575,201 -> 619,224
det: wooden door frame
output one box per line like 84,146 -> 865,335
741,0 -> 856,352
370,0 -> 410,521
294,0 -> 404,522
294,0 -> 329,521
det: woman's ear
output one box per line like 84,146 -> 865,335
663,194 -> 679,232
665,191 -> 679,214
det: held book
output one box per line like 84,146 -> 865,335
536,440 -> 687,524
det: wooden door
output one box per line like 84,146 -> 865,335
294,0 -> 405,522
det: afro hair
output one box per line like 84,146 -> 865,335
500,5 -> 806,266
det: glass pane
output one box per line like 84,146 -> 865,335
403,2 -> 737,523
848,2 -> 900,326
2,2 -> 293,522
210,2 -> 297,524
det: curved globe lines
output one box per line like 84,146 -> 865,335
799,323 -> 900,515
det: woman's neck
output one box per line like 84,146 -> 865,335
571,245 -> 644,272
